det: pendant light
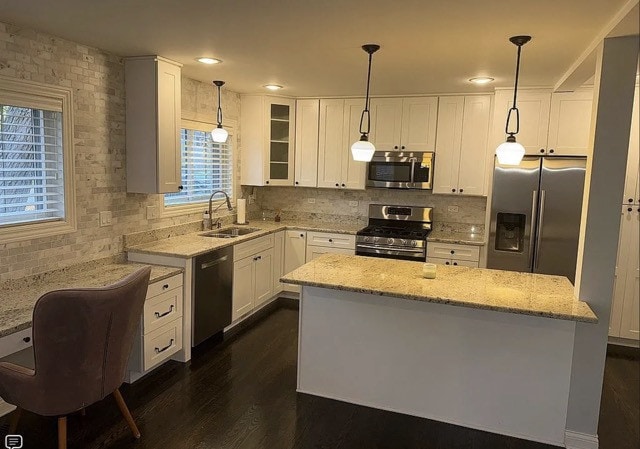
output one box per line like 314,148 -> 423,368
351,44 -> 380,162
496,35 -> 531,166
211,80 -> 229,143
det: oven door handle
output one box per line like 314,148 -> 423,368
356,244 -> 425,254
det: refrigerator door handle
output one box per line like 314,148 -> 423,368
529,190 -> 538,270
534,190 -> 546,269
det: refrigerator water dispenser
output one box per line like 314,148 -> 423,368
495,213 -> 525,252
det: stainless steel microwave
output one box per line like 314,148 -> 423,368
366,151 -> 434,189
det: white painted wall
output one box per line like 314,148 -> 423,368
568,35 -> 639,443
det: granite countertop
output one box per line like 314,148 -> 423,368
281,254 -> 597,323
126,220 -> 364,258
0,263 -> 182,338
127,220 -> 485,258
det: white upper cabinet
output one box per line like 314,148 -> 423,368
433,95 -> 491,196
547,89 -> 594,156
370,97 -> 438,152
492,89 -> 593,157
623,86 -> 640,205
317,99 -> 366,190
125,56 -> 182,194
294,99 -> 320,187
241,96 -> 296,186
493,90 -> 551,156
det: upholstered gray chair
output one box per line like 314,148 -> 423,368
0,266 -> 151,449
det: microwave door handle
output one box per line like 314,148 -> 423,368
409,158 -> 416,186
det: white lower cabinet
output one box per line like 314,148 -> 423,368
283,230 -> 307,293
232,234 -> 275,321
305,232 -> 356,262
273,230 -> 285,295
609,206 -> 640,341
128,273 -> 184,378
427,242 -> 480,268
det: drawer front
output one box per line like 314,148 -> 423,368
426,256 -> 451,266
452,259 -> 479,268
427,243 -> 480,262
142,287 -> 183,334
146,273 -> 183,299
306,245 -> 355,262
234,234 -> 275,261
306,232 -> 356,249
143,318 -> 183,371
0,327 -> 33,359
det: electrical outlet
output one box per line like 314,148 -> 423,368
248,194 -> 255,205
447,205 -> 459,213
348,200 -> 359,207
307,198 -> 316,204
146,205 -> 158,220
99,211 -> 112,227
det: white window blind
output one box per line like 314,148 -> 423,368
0,104 -> 65,227
164,126 -> 233,207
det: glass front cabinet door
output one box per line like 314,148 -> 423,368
266,99 -> 295,185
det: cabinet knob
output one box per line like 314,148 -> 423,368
265,180 -> 270,185
401,145 -> 406,150
23,336 -> 31,343
445,261 -> 450,265
341,183 -> 345,187
451,188 -> 456,193
329,239 -> 333,243
459,188 -> 464,193
162,284 -> 169,290
178,185 -> 184,190
453,262 -> 458,266
628,207 -> 633,212
450,250 -> 455,254
335,183 -> 339,187
394,145 -> 399,150
295,181 -> 299,185
540,149 -> 545,154
300,234 -> 304,238
628,198 -> 634,203
549,149 -> 555,154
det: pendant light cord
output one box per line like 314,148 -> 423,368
358,49 -> 375,137
505,43 -> 524,137
216,84 -> 223,127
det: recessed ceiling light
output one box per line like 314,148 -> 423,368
469,77 -> 495,85
197,57 -> 222,65
264,84 -> 283,91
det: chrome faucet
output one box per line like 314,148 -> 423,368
208,190 -> 233,229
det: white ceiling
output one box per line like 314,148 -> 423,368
0,0 -> 637,96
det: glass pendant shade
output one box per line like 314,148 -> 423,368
211,125 -> 228,143
351,137 -> 376,162
496,136 -> 525,165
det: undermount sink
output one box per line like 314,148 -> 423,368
200,227 -> 262,238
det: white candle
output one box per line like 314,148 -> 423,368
422,263 -> 436,279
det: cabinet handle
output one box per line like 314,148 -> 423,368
178,185 -> 184,190
300,233 -> 304,238
628,207 -> 633,212
329,239 -> 333,243
394,145 -> 399,150
162,284 -> 169,290
341,183 -> 345,187
453,262 -> 458,266
335,183 -> 339,187
155,305 -> 174,318
23,336 -> 31,343
401,145 -> 405,150
540,149 -> 545,154
254,255 -> 262,261
445,261 -> 450,265
295,181 -> 299,185
450,250 -> 455,254
155,339 -> 175,354
628,198 -> 634,203
451,188 -> 456,193
265,180 -> 270,185
459,188 -> 464,193
549,149 -> 555,154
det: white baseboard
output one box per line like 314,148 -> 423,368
565,430 -> 599,449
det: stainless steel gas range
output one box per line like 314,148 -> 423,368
356,204 -> 432,261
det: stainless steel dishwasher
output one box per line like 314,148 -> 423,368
193,246 -> 233,346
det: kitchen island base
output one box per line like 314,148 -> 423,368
297,286 -> 577,447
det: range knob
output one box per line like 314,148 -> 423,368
387,238 -> 394,245
364,236 -> 372,243
411,241 -> 417,247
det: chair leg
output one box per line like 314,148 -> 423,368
113,388 -> 140,439
58,416 -> 67,449
8,407 -> 21,433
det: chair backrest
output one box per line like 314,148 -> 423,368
31,266 -> 151,415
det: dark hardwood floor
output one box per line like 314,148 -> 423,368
2,306 -> 638,449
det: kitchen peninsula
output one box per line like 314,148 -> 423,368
282,254 -> 597,447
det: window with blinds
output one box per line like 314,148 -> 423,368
164,125 -> 233,207
0,104 -> 65,227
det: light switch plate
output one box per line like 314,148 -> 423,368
447,205 -> 459,213
146,205 -> 158,220
99,211 -> 112,227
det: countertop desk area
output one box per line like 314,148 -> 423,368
282,254 -> 597,447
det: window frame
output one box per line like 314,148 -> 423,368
0,76 -> 76,244
161,118 -> 238,218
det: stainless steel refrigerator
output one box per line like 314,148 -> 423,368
487,156 -> 587,283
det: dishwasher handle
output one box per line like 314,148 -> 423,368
200,255 -> 229,270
